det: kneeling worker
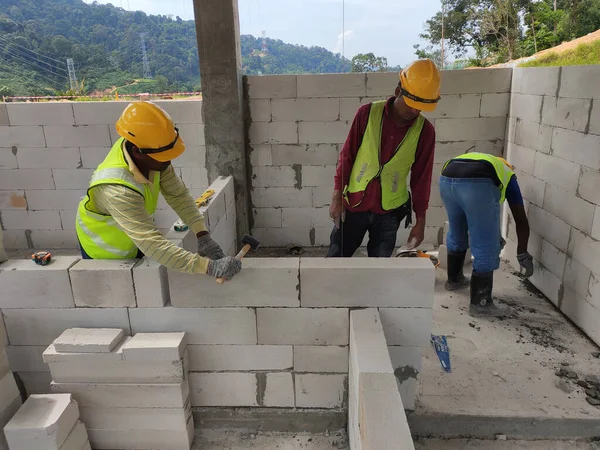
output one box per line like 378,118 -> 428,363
75,101 -> 241,280
440,153 -> 534,316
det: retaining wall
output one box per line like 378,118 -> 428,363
502,66 -> 600,346
0,100 -> 207,250
0,251 -> 434,415
246,69 -> 512,247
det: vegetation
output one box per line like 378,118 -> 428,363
417,0 -> 600,67
519,39 -> 600,67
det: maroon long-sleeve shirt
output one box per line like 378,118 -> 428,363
334,97 -> 436,219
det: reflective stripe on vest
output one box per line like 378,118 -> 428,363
344,101 -> 425,211
75,138 -> 161,259
444,152 -> 515,203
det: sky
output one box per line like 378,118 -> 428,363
85,0 -> 442,67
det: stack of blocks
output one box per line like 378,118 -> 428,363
0,319 -> 22,450
4,394 -> 90,450
44,328 -> 193,450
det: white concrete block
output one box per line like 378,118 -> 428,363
590,101 -> 600,136
0,126 -> 46,147
359,373 -> 415,450
0,256 -> 78,308
552,128 -> 600,171
132,257 -> 170,308
169,258 -> 299,307
252,208 -> 282,228
578,167 -> 600,205
42,342 -> 125,364
51,381 -> 189,408
388,346 -> 422,410
570,228 -> 600,273
441,68 -> 512,94
564,257 -> 592,297
0,169 -> 54,190
559,65 -> 600,100
51,169 -> 94,190
0,373 -> 20,410
0,352 -> 9,380
54,328 -> 124,354
271,144 -> 339,166
295,374 -> 346,408
250,145 -> 272,167
3,309 -> 131,346
312,186 -> 333,208
249,122 -> 298,145
339,98 -> 362,121
543,184 -> 595,234
298,121 -> 350,144
154,100 -> 203,124
0,210 -> 61,230
0,396 -> 23,449
514,171 -> 545,207
16,148 -> 80,169
0,190 -> 27,211
57,421 -> 87,450
513,120 -> 552,154
59,210 -> 76,230
593,207 -> 600,241
44,125 -> 111,148
527,204 -> 571,252
271,99 -> 339,122
24,190 -> 84,211
433,141 -> 477,164
189,372 -> 257,407
293,346 -> 348,373
122,332 -> 186,362
507,144 -> 536,174
379,308 -> 432,347
28,230 -> 79,249
365,72 -> 400,97
72,102 -> 127,126
0,149 -> 17,169
129,307 -> 256,344
297,73 -> 365,98
480,93 -> 510,118
79,147 -> 110,169
350,309 -> 394,374
540,240 -> 567,279
509,93 -> 543,123
188,345 -> 292,371
5,394 -> 79,450
436,117 -> 507,141
14,372 -> 51,395
69,260 -> 137,308
249,99 -> 271,122
426,94 -> 482,120
301,165 -> 336,187
250,227 -> 314,247
0,105 -> 8,126
252,187 -> 312,208
176,123 -> 205,147
176,167 -> 209,190
79,402 -> 191,432
247,75 -> 297,99
6,346 -> 48,372
542,97 -> 591,132
88,423 -> 194,450
252,166 -> 297,188
263,372 -> 295,407
560,287 -> 600,346
530,261 -> 563,307
515,67 -> 560,96
533,153 -> 580,194
301,258 -> 434,308
257,308 -> 349,346
281,207 -> 330,228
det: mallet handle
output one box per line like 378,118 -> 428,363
216,244 -> 251,285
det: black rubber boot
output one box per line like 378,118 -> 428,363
469,271 -> 510,317
445,251 -> 470,291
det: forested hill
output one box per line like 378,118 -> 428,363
0,0 -> 351,96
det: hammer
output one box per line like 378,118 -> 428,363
216,235 -> 261,285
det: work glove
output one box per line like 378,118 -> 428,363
207,256 -> 242,280
197,234 -> 225,260
517,252 -> 534,278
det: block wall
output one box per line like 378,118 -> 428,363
502,66 -> 600,345
246,69 -> 512,247
0,100 -> 207,250
0,254 -> 434,415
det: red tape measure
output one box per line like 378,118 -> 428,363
32,251 -> 52,266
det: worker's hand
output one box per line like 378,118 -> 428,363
517,252 -> 534,278
197,234 -> 226,260
207,256 -> 242,280
329,197 -> 344,229
406,220 -> 425,250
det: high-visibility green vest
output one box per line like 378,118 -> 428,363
444,152 -> 515,203
344,100 -> 425,211
76,138 -> 161,259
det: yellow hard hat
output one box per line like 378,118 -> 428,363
497,157 -> 514,170
399,59 -> 441,112
115,101 -> 185,162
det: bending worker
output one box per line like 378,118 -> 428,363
328,59 -> 439,257
440,152 -> 534,316
75,101 -> 241,280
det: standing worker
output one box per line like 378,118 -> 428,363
75,101 -> 241,280
440,152 -> 534,316
328,59 -> 440,257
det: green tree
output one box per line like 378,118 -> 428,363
351,53 -> 389,72
413,44 -> 445,68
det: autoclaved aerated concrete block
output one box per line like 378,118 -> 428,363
189,373 -> 257,407
169,258 -> 300,307
69,260 -> 137,308
87,424 -> 194,450
122,332 -> 186,361
53,328 -> 124,354
388,346 -> 422,410
56,421 -> 88,450
4,393 -> 79,450
379,308 -> 433,347
350,309 -> 394,375
133,257 -> 170,308
300,258 -> 434,308
187,345 -> 293,372
264,372 -> 295,407
295,374 -> 346,408
293,346 -> 348,373
0,373 -> 21,414
0,256 -> 79,309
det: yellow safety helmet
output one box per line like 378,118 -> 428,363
399,59 -> 441,112
497,157 -> 514,170
115,101 -> 185,162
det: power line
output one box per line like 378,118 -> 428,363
0,35 -> 67,65
0,48 -> 67,80
0,53 -> 65,87
0,40 -> 68,73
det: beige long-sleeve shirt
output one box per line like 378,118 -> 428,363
89,149 -> 209,274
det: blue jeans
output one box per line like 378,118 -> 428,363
439,176 -> 501,273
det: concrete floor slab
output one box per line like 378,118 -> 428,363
411,262 -> 600,438
415,439 -> 599,449
194,430 -> 348,449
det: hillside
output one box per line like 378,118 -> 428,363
0,0 -> 351,96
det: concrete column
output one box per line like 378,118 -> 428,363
193,0 -> 250,241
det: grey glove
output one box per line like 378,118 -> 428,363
207,257 -> 242,280
197,234 -> 225,260
517,252 -> 534,278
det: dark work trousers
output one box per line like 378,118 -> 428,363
327,204 -> 411,258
